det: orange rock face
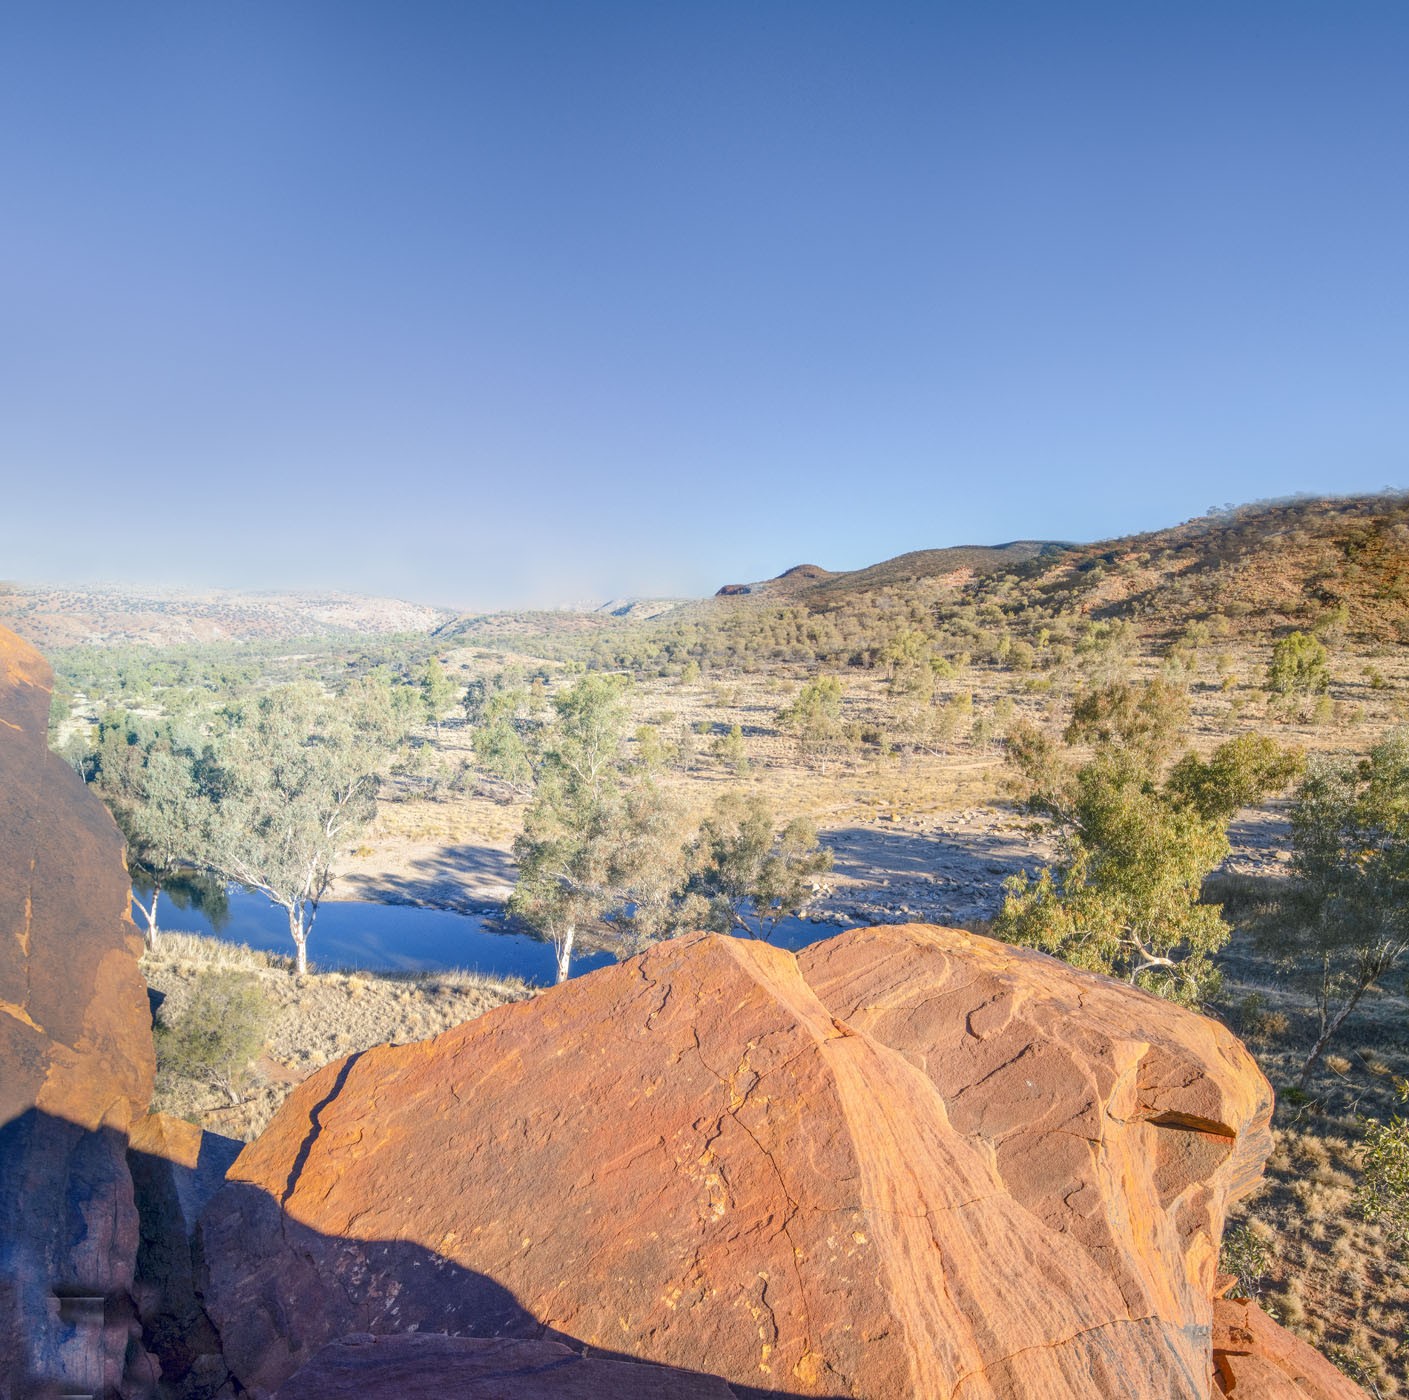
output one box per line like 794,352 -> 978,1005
202,925 -> 1295,1398
798,925 -> 1275,1346
1212,1294 -> 1369,1400
0,626 -> 153,1132
0,625 -> 157,1396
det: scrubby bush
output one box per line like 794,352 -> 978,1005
1220,1221 -> 1275,1299
1357,1112 -> 1409,1251
155,969 -> 272,1106
1267,631 -> 1331,704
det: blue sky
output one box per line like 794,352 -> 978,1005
2,2 -> 1405,608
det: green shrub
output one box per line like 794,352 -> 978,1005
155,969 -> 272,1105
1357,1113 -> 1409,1250
1267,631 -> 1331,700
1220,1221 -> 1275,1299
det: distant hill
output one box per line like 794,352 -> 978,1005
693,495 -> 1409,643
806,541 -> 1062,596
999,493 -> 1409,642
0,583 -> 453,650
43,491 -> 1403,659
592,597 -> 689,621
712,544 -> 1054,600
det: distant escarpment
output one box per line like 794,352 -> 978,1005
198,924 -> 1365,1399
0,583 -> 452,650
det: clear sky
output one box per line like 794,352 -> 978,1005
2,2 -> 1405,609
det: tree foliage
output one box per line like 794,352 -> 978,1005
510,676 -> 688,980
1065,677 -> 1189,765
686,792 -> 832,941
420,656 -> 456,736
1262,734 -> 1409,1086
201,683 -> 389,974
996,682 -> 1298,1005
1267,631 -> 1331,703
775,675 -> 846,765
474,690 -> 535,791
90,713 -> 204,947
1357,1108 -> 1409,1251
711,723 -> 749,775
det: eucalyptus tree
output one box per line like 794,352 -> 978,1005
472,687 -> 540,796
775,675 -> 846,765
686,792 -> 832,942
1269,734 -> 1409,1087
510,675 -> 689,981
201,682 -> 391,975
91,712 -> 203,948
996,682 -> 1299,1005
1266,631 -> 1331,705
420,656 -> 456,737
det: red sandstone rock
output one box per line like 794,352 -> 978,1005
798,925 -> 1274,1352
201,926 -> 1290,1398
274,1334 -> 741,1399
0,626 -> 157,1397
1212,1295 -> 1368,1399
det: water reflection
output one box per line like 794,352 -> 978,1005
138,885 -> 844,986
134,871 -> 230,930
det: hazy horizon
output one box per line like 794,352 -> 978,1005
3,3 -> 1404,608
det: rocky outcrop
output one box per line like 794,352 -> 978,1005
274,1335 -> 741,1399
798,925 -> 1274,1343
199,925 -> 1307,1399
0,625 -> 157,1396
128,1113 -> 243,1399
1212,1292 -> 1368,1400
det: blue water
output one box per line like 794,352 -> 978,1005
143,885 -> 845,986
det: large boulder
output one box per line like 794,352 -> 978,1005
200,925 -> 1298,1398
798,925 -> 1274,1337
0,626 -> 157,1396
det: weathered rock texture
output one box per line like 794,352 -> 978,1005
798,925 -> 1274,1349
274,1334 -> 741,1399
198,923 -> 1351,1399
1211,1292 -> 1369,1400
0,625 -> 157,1396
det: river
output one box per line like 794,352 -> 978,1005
141,885 -> 847,986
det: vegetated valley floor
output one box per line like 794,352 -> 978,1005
47,494 -> 1409,1395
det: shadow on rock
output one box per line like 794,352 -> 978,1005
0,1108 -> 153,1400
198,1179 -> 847,1400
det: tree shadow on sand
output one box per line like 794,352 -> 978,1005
339,842 -> 517,911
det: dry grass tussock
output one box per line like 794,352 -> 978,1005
1232,1122 -> 1409,1395
1217,931 -> 1409,1396
142,934 -> 532,1141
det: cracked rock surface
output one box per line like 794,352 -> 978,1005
199,925 -> 1352,1400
